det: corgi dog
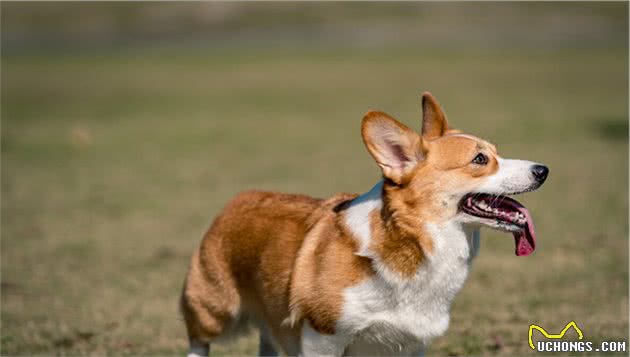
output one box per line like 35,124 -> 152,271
181,92 -> 549,356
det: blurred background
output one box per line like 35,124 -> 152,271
1,2 -> 628,355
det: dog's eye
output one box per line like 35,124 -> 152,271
472,153 -> 488,165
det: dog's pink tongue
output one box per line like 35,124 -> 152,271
513,206 -> 536,256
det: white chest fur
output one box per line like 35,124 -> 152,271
339,215 -> 479,351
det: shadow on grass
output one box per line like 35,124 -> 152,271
593,118 -> 629,141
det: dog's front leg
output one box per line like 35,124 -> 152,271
186,339 -> 209,357
300,323 -> 349,357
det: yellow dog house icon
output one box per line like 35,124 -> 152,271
528,321 -> 584,350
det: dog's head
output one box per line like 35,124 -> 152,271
361,92 -> 548,256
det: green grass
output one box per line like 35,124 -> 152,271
2,44 -> 627,355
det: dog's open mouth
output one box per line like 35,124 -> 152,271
459,193 -> 536,256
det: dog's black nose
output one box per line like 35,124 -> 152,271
531,164 -> 549,183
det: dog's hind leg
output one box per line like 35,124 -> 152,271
258,328 -> 278,357
181,248 -> 241,357
187,339 -> 209,357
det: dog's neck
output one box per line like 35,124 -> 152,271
343,180 -> 440,279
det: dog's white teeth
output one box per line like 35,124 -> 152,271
511,215 -> 525,224
476,201 -> 494,212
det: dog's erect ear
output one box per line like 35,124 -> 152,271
421,92 -> 451,140
361,111 -> 422,185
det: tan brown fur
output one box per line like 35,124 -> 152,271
181,191 -> 375,345
289,194 -> 375,335
181,191 -> 323,344
365,185 -> 434,278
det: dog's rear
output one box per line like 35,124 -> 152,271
180,191 -> 322,355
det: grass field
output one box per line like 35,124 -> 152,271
1,5 -> 628,355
